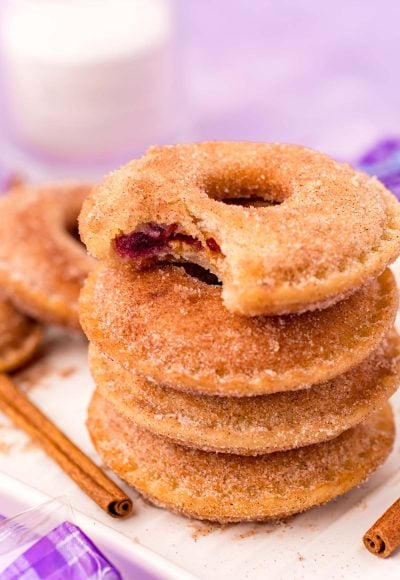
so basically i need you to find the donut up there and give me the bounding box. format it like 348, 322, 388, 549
89, 330, 400, 455
0, 183, 94, 328
79, 142, 400, 316
0, 295, 43, 372
79, 263, 398, 396
88, 392, 395, 522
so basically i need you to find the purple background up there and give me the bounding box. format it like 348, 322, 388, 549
2, 0, 400, 182
179, 1, 400, 158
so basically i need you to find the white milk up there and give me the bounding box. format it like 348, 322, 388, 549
0, 0, 176, 174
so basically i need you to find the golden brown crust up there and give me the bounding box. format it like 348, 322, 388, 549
89, 330, 400, 454
87, 393, 395, 522
0, 183, 94, 328
0, 296, 43, 372
79, 264, 398, 396
80, 142, 400, 316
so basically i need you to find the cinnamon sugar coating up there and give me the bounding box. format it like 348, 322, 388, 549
79, 264, 398, 396
80, 142, 400, 316
89, 330, 400, 455
0, 183, 94, 328
0, 295, 43, 372
88, 393, 395, 522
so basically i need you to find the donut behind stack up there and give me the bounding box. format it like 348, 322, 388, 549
80, 142, 400, 522
0, 182, 94, 329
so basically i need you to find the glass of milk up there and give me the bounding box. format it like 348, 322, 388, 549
0, 0, 179, 179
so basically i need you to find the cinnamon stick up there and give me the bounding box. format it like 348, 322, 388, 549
363, 498, 400, 558
0, 374, 132, 518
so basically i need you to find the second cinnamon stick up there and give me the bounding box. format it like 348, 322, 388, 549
363, 498, 400, 558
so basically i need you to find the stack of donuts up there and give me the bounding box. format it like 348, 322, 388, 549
79, 142, 400, 522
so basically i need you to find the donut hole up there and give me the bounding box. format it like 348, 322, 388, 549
222, 196, 280, 208
203, 172, 288, 206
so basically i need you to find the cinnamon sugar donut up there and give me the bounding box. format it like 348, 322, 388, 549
0, 183, 94, 328
89, 330, 400, 455
79, 264, 398, 396
88, 393, 395, 522
80, 142, 400, 316
0, 295, 42, 372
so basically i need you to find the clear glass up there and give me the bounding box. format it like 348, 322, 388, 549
0, 0, 180, 181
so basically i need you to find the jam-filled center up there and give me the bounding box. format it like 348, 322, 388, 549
115, 222, 221, 263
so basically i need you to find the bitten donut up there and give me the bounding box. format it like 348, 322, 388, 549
89, 331, 400, 455
0, 183, 94, 328
80, 142, 400, 316
0, 295, 42, 372
88, 393, 395, 523
79, 263, 398, 396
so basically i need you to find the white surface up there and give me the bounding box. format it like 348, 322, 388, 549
0, 0, 175, 159
0, 268, 399, 579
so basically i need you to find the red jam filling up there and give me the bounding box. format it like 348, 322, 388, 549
115, 222, 211, 262
115, 223, 178, 259
206, 237, 221, 253
173, 233, 203, 251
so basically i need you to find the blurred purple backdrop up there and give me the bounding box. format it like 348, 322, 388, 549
1, 0, 400, 183
180, 0, 400, 157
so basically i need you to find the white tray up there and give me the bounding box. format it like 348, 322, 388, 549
0, 266, 399, 580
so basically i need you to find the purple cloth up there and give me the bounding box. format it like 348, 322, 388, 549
0, 521, 121, 580
356, 138, 400, 199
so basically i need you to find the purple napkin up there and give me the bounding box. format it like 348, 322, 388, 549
356, 138, 400, 199
0, 521, 121, 580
